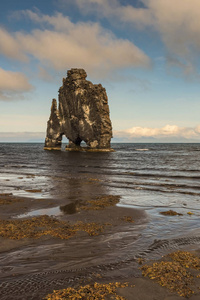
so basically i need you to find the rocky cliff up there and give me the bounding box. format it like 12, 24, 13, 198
44, 68, 113, 151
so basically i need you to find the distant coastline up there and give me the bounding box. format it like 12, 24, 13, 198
0, 132, 200, 143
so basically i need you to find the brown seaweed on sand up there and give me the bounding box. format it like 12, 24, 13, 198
0, 215, 110, 240
43, 282, 129, 300
80, 195, 120, 211
0, 194, 24, 205
141, 250, 200, 297
121, 216, 135, 223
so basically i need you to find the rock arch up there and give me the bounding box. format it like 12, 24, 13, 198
44, 69, 113, 151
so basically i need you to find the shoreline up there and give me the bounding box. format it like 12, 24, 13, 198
0, 191, 200, 299
0, 192, 147, 299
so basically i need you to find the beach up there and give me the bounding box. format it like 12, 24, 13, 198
0, 143, 200, 299
0, 191, 200, 300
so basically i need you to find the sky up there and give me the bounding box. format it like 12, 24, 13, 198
1, 0, 200, 142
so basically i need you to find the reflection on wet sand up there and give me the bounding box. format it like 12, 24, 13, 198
60, 201, 81, 214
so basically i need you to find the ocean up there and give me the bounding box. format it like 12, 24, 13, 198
1, 142, 200, 259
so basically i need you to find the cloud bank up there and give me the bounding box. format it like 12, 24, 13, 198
0, 68, 33, 101
2, 0, 200, 102
1, 124, 200, 142
114, 124, 200, 142
71, 0, 200, 76
0, 11, 150, 80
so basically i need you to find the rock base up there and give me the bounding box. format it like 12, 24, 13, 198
65, 147, 115, 152
44, 147, 61, 151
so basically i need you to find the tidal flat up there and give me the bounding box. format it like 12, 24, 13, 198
1, 143, 200, 299
0, 184, 200, 300
0, 190, 147, 299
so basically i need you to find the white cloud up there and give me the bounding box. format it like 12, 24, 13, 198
114, 124, 200, 141
0, 68, 33, 101
0, 28, 28, 61
0, 11, 151, 79
72, 0, 153, 26
145, 0, 200, 75
71, 0, 200, 76
18, 10, 74, 31
38, 66, 54, 81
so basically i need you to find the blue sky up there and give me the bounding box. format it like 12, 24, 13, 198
1, 0, 200, 142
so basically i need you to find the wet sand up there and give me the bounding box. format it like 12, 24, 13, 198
0, 190, 200, 299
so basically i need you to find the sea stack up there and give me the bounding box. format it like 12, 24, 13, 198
44, 68, 113, 151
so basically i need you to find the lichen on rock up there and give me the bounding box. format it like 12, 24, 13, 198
44, 68, 113, 151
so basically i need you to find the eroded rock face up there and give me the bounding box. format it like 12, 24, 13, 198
44, 69, 113, 151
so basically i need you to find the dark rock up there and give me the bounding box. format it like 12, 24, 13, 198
44, 68, 113, 151
44, 99, 62, 150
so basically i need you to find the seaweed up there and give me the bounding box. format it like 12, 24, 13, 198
80, 195, 120, 211
160, 210, 183, 216
43, 282, 129, 300
121, 216, 134, 223
168, 250, 200, 270
0, 195, 24, 205
141, 250, 200, 297
187, 212, 194, 215
0, 215, 109, 240
141, 261, 193, 297
25, 189, 42, 193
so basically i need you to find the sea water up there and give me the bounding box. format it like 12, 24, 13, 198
1, 142, 200, 258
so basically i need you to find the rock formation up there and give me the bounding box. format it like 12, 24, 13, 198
44, 68, 113, 151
